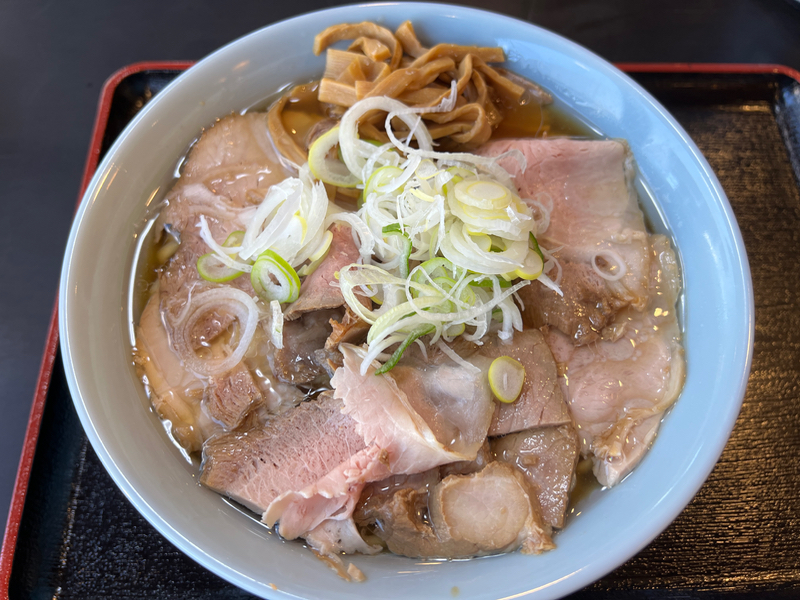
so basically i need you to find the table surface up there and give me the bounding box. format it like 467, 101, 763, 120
2, 0, 800, 587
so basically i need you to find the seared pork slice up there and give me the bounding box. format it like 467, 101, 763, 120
271, 309, 341, 386
239, 326, 306, 415
156, 232, 214, 301
388, 359, 494, 458
480, 138, 651, 313
154, 184, 251, 301
200, 391, 366, 513
517, 261, 619, 345
335, 344, 495, 466
305, 517, 382, 557
264, 343, 496, 541
359, 487, 441, 558
479, 329, 571, 436
181, 112, 287, 207
264, 445, 391, 539
136, 289, 295, 452
135, 113, 301, 452
543, 235, 685, 486
394, 331, 569, 436
492, 424, 580, 528
151, 111, 288, 298
157, 182, 246, 241
356, 441, 492, 528
205, 363, 263, 429
356, 469, 442, 524
154, 189, 258, 302
151, 111, 289, 347
285, 224, 366, 321
357, 462, 554, 559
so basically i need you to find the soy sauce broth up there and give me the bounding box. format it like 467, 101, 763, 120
275, 80, 596, 152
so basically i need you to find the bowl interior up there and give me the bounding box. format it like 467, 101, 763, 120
59, 4, 753, 600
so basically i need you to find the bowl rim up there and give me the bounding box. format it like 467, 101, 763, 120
59, 3, 755, 599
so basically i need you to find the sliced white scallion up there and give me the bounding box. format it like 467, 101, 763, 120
338, 258, 530, 374
592, 248, 628, 282
362, 165, 404, 204
168, 287, 259, 377
193, 92, 562, 376
196, 230, 248, 283
308, 126, 360, 188
454, 179, 514, 211
488, 356, 526, 403
251, 250, 301, 304
513, 251, 544, 281
197, 216, 253, 273
297, 229, 334, 277
381, 223, 411, 279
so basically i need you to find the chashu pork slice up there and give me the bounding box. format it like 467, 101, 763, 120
135, 286, 304, 453
543, 235, 685, 487
135, 291, 217, 453
263, 343, 496, 540
180, 111, 287, 207
263, 444, 391, 540
334, 344, 495, 471
135, 113, 294, 452
271, 309, 341, 387
386, 330, 570, 438
478, 329, 572, 436
154, 111, 289, 300
479, 138, 650, 344
492, 424, 580, 529
284, 223, 368, 321
355, 441, 493, 527
356, 462, 554, 559
205, 362, 263, 430
200, 391, 366, 513
430, 462, 555, 556
519, 261, 620, 345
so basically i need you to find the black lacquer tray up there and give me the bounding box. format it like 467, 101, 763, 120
3, 64, 800, 599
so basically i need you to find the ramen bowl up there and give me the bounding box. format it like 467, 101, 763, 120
59, 4, 753, 599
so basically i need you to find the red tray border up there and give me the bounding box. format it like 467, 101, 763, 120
0, 60, 193, 598
1, 60, 798, 597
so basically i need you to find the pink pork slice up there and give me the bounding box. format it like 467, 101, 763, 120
200, 391, 366, 513
263, 343, 497, 540
479, 138, 651, 315
541, 235, 685, 487
480, 329, 571, 436
284, 223, 365, 321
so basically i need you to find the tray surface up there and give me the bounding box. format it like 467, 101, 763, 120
6, 66, 800, 599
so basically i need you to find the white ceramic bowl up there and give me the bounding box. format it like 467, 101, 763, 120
59, 4, 754, 599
